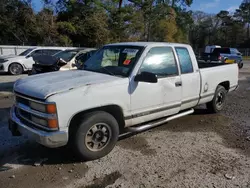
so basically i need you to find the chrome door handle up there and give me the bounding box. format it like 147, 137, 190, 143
175, 81, 182, 87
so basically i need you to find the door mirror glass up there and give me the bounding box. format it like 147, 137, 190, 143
134, 71, 158, 83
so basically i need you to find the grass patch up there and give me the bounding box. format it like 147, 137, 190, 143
243, 56, 250, 60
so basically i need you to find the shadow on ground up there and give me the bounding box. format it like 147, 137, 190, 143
0, 81, 15, 92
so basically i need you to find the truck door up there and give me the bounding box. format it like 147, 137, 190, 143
130, 46, 182, 125
174, 47, 200, 110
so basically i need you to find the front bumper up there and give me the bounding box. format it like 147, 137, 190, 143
0, 63, 8, 72
234, 84, 239, 91
9, 106, 68, 148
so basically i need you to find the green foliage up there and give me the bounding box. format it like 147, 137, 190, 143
58, 35, 73, 46
0, 0, 194, 46
189, 5, 248, 50
57, 22, 76, 35
1, 0, 249, 49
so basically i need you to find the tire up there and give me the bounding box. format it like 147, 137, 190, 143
9, 63, 23, 75
70, 111, 119, 161
238, 61, 243, 69
206, 85, 227, 113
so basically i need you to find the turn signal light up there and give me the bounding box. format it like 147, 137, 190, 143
46, 104, 57, 114
48, 119, 58, 129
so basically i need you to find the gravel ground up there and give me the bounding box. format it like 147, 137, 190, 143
0, 63, 250, 188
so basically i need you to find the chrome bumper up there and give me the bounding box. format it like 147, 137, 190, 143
9, 106, 68, 148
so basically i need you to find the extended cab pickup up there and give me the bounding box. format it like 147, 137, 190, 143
9, 42, 238, 160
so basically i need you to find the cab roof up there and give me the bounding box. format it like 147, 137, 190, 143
106, 42, 190, 48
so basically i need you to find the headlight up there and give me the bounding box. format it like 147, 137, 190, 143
29, 101, 57, 114
31, 116, 48, 126
30, 101, 46, 112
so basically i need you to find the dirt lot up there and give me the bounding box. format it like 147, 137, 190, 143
0, 63, 250, 188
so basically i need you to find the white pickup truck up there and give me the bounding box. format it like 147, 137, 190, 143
9, 42, 238, 160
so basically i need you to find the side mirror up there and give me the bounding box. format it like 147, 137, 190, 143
72, 63, 76, 67
26, 55, 31, 58
134, 71, 158, 83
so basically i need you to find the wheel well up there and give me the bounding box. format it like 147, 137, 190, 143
69, 105, 125, 135
8, 62, 24, 71
218, 81, 230, 91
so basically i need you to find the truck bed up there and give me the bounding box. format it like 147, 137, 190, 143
197, 62, 238, 105
198, 61, 228, 69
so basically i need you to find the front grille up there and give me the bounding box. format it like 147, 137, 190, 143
15, 93, 44, 128
14, 93, 57, 131
18, 108, 31, 121
15, 108, 45, 131
16, 96, 30, 106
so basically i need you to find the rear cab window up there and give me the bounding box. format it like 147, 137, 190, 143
218, 48, 230, 54
175, 47, 193, 74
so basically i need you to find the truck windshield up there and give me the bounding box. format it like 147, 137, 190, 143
82, 45, 143, 77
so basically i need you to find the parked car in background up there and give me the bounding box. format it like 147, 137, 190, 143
29, 48, 96, 75
0, 47, 68, 75
9, 42, 238, 160
204, 45, 221, 53
198, 47, 243, 69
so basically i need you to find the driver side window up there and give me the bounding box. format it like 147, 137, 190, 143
29, 50, 43, 57
140, 47, 178, 77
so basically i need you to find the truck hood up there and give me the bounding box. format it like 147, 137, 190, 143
14, 70, 122, 99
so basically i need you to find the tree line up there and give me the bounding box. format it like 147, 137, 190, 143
0, 0, 250, 50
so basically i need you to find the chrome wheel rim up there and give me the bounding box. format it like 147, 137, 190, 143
215, 91, 225, 109
10, 64, 22, 74
85, 123, 111, 152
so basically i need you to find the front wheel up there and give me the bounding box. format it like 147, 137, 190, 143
206, 85, 227, 113
70, 111, 119, 161
238, 61, 243, 69
9, 63, 23, 75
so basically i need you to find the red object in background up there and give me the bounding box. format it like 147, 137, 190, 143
123, 59, 131, 65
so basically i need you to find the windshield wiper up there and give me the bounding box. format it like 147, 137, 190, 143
100, 67, 115, 76
83, 66, 124, 77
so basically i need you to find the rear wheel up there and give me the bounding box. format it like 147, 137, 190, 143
9, 63, 23, 75
206, 85, 227, 113
238, 61, 243, 69
70, 111, 119, 160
